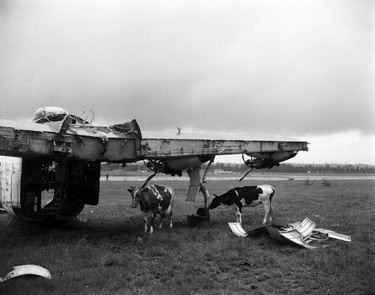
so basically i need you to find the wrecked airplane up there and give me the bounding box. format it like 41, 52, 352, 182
0, 107, 308, 223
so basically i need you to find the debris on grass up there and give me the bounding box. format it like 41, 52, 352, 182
0, 264, 51, 283
228, 222, 248, 237
228, 217, 351, 249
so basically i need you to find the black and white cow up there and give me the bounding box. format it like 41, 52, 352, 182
128, 185, 175, 233
209, 185, 275, 224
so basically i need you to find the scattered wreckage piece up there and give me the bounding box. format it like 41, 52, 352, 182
228, 222, 248, 237
314, 228, 351, 242
0, 264, 51, 283
228, 217, 351, 249
266, 221, 322, 249
271, 217, 321, 249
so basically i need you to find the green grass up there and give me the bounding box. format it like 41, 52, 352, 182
0, 177, 374, 294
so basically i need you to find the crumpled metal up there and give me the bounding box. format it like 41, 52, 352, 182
0, 265, 51, 283
228, 217, 351, 249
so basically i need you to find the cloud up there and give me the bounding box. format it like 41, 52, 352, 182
0, 0, 373, 163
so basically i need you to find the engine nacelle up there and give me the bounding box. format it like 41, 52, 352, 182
245, 151, 298, 169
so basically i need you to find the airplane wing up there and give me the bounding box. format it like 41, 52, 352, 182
0, 118, 307, 162
0, 108, 308, 222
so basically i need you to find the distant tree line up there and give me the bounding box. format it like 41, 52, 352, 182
211, 162, 375, 174
102, 162, 375, 174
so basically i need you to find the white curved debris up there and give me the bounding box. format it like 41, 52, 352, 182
228, 222, 248, 237
228, 217, 351, 250
314, 228, 352, 242
0, 264, 51, 283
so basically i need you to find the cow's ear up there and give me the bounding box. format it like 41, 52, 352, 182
127, 188, 132, 193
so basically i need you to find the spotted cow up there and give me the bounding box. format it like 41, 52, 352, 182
128, 185, 175, 233
209, 185, 275, 224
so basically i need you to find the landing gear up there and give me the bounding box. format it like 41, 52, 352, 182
142, 156, 215, 222
0, 157, 100, 222
186, 165, 211, 223
239, 154, 254, 182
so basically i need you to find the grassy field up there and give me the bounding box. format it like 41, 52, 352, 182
0, 176, 374, 294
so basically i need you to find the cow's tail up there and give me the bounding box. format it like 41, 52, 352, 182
267, 186, 276, 222
270, 186, 276, 203
169, 189, 175, 228
167, 187, 175, 215
170, 189, 175, 208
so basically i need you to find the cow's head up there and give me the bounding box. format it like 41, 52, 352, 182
209, 194, 221, 210
127, 186, 141, 208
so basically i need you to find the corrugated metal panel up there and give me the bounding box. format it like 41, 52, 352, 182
0, 156, 22, 209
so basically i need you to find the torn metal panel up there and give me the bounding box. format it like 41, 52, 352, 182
228, 222, 248, 237
276, 217, 318, 248
0, 119, 140, 162
272, 217, 346, 249
291, 217, 317, 239
267, 226, 322, 249
0, 264, 51, 283
228, 217, 351, 250
315, 228, 352, 242
268, 224, 320, 250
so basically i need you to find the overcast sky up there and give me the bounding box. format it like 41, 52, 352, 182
0, 0, 374, 164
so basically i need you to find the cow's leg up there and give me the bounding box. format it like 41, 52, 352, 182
235, 201, 243, 223
231, 204, 242, 223
149, 213, 157, 233
262, 199, 271, 225
169, 211, 173, 228
142, 213, 148, 233
268, 203, 273, 223
163, 211, 172, 229
158, 213, 164, 229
